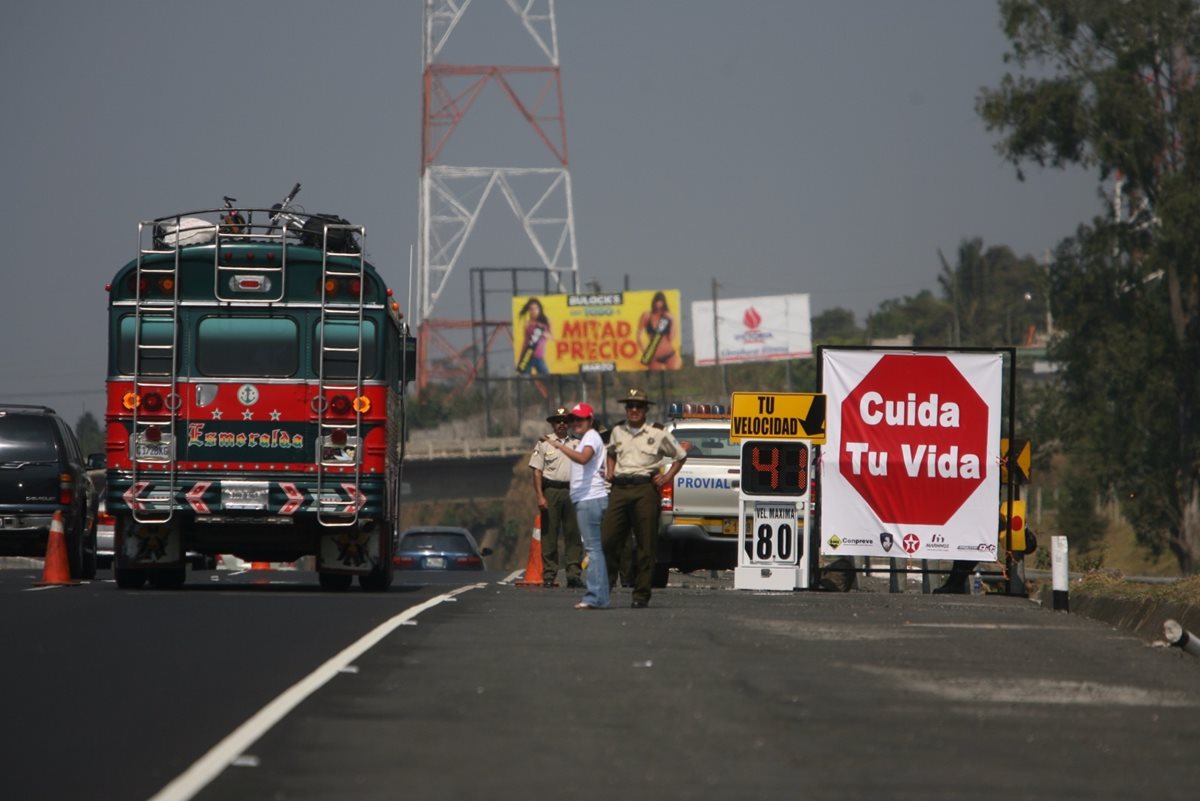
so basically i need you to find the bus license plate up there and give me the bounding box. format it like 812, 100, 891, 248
135, 441, 172, 461
424, 556, 446, 569
222, 481, 269, 510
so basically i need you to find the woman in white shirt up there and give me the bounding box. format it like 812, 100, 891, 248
541, 402, 609, 609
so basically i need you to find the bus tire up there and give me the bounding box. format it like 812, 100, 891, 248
359, 561, 393, 592
318, 571, 353, 592
148, 567, 186, 589
115, 567, 146, 590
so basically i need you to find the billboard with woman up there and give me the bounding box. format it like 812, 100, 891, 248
512, 290, 682, 374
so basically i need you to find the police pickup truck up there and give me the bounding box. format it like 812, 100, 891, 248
654, 406, 740, 585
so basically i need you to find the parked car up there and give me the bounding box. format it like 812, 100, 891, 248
393, 526, 490, 570
0, 405, 98, 579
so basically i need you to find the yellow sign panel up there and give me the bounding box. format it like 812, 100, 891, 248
1000, 437, 1032, 484
1000, 499, 1027, 552
729, 392, 826, 443
512, 290, 682, 375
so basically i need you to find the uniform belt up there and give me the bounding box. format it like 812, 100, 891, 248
612, 474, 653, 486
542, 479, 570, 489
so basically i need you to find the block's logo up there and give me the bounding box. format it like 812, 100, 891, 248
879, 532, 894, 552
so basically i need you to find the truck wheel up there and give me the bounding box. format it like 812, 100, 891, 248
114, 567, 146, 589
652, 563, 670, 588
359, 561, 393, 592
318, 571, 353, 592
148, 567, 186, 589
80, 524, 98, 581
66, 520, 85, 580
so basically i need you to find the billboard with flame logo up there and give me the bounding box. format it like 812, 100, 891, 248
690, 293, 812, 365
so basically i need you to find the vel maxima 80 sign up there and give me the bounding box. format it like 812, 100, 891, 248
736, 438, 814, 590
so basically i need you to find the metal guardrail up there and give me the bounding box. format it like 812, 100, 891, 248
406, 436, 528, 461
1024, 568, 1182, 585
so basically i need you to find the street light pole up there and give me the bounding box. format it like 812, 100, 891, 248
712, 277, 727, 397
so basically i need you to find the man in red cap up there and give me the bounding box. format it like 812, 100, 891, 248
602, 388, 687, 608
542, 402, 610, 608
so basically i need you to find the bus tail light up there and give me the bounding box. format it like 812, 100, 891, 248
330, 428, 348, 446
659, 480, 674, 511
229, 274, 272, 293
329, 395, 352, 416
59, 473, 73, 505
144, 425, 163, 443
142, 392, 164, 413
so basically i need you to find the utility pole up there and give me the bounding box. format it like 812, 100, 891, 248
712, 278, 727, 397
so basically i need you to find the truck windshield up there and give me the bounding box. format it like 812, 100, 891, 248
674, 427, 738, 458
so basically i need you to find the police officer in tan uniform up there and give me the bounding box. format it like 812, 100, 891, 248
529, 407, 583, 587
601, 388, 687, 607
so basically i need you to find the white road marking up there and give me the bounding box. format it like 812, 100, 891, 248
147, 582, 486, 801
501, 569, 524, 584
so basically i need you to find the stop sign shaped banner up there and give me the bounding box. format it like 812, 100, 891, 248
820, 351, 1002, 560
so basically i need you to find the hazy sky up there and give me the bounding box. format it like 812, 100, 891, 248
1, 1, 1102, 420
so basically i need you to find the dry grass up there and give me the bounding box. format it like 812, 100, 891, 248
1034, 505, 1198, 605
1072, 572, 1200, 606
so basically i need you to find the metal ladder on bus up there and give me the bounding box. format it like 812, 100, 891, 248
213, 215, 287, 303
314, 221, 368, 526
129, 219, 186, 524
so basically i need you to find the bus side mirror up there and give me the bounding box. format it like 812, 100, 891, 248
401, 335, 417, 384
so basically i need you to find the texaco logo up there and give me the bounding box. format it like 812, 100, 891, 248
901, 533, 921, 554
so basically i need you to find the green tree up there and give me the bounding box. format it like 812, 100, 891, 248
74, 411, 104, 456
811, 307, 863, 343
868, 289, 954, 346
937, 238, 1048, 347
979, 0, 1200, 572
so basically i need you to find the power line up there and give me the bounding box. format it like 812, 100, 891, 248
0, 388, 105, 399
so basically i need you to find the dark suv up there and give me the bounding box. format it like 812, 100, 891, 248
0, 405, 98, 579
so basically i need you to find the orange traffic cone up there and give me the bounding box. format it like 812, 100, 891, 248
516, 514, 547, 587
35, 511, 79, 586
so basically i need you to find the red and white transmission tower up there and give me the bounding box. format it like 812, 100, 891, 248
418, 0, 580, 388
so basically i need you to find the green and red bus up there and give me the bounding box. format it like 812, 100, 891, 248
103, 192, 414, 590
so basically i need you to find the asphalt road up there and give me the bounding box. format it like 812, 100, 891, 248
2, 566, 1198, 801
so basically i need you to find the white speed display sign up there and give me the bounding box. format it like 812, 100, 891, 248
736, 438, 812, 590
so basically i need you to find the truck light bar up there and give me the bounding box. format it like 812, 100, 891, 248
668, 401, 728, 419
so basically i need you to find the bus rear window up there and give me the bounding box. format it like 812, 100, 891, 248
314, 320, 378, 379
117, 316, 175, 375
197, 317, 298, 377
